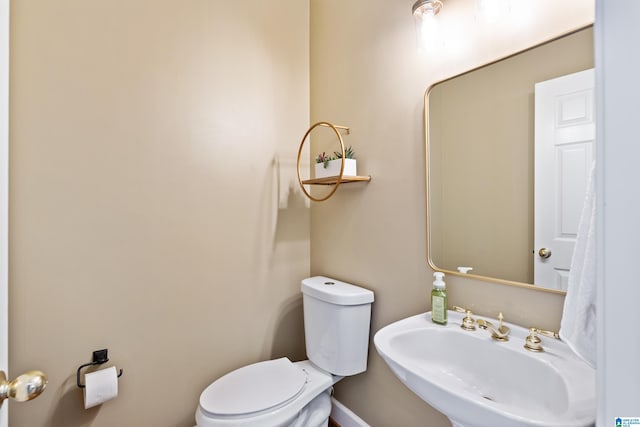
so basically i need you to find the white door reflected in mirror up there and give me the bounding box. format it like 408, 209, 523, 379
534, 69, 595, 290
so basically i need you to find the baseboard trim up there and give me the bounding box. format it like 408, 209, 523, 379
329, 397, 370, 427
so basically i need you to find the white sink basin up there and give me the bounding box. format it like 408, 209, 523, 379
374, 311, 595, 427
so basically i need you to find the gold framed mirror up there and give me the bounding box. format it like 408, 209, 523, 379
426, 25, 594, 293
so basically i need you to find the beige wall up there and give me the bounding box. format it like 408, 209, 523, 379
7, 0, 597, 426
310, 0, 593, 426
429, 28, 594, 284
9, 1, 310, 426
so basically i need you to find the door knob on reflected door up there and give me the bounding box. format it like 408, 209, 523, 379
0, 370, 48, 407
538, 248, 552, 259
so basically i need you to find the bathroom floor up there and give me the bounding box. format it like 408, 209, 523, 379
329, 418, 341, 427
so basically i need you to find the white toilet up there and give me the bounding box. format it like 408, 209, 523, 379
195, 276, 374, 427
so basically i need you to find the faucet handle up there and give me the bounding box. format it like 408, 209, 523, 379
524, 327, 560, 352
537, 328, 560, 339
453, 306, 476, 331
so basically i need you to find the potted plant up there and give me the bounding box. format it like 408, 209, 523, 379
314, 146, 357, 179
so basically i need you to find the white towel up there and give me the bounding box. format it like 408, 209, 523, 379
559, 161, 597, 368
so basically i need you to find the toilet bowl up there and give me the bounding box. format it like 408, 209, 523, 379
195, 276, 374, 427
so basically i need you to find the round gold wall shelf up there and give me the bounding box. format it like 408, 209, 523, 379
296, 121, 371, 202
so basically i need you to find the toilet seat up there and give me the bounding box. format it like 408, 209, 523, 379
199, 358, 307, 417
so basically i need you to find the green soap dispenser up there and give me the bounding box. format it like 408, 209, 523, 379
431, 272, 447, 325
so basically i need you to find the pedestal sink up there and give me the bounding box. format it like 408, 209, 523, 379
374, 310, 595, 427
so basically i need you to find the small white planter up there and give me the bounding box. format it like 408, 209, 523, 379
314, 159, 357, 179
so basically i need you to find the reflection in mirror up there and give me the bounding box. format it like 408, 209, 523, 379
427, 26, 594, 293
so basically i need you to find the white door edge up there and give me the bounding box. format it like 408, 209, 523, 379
0, 0, 9, 425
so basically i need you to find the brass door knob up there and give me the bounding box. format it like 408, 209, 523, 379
0, 370, 47, 406
538, 248, 552, 259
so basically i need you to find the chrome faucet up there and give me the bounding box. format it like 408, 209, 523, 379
476, 312, 510, 341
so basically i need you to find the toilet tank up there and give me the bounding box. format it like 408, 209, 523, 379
301, 276, 374, 376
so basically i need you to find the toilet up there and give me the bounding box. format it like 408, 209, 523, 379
195, 276, 375, 427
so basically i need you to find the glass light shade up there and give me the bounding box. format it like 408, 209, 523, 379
413, 0, 443, 50
412, 0, 443, 17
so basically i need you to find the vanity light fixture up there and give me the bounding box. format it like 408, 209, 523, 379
412, 0, 443, 17
412, 0, 443, 49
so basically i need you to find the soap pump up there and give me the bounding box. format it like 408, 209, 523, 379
431, 271, 447, 325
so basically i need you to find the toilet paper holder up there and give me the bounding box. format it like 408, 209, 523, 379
76, 349, 123, 389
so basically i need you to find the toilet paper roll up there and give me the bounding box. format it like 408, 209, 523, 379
83, 366, 118, 409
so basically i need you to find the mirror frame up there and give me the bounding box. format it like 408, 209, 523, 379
424, 24, 593, 295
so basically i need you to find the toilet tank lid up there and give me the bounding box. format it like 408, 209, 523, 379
301, 276, 374, 305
